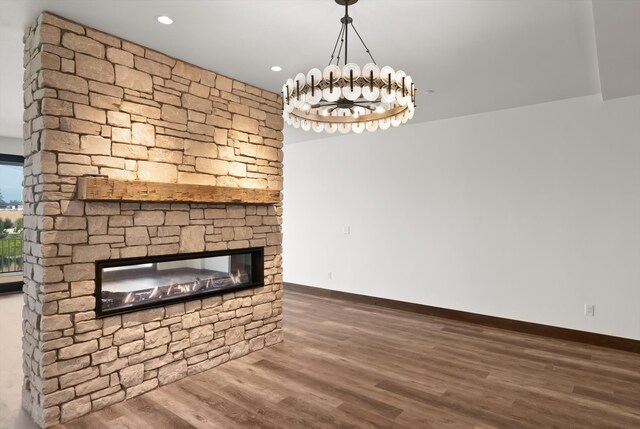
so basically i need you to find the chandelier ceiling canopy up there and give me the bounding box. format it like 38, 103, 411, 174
282, 0, 416, 134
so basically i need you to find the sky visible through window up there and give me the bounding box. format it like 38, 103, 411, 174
0, 164, 22, 203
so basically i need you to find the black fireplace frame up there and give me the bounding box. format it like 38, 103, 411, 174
95, 247, 264, 317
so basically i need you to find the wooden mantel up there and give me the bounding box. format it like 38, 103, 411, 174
77, 177, 281, 204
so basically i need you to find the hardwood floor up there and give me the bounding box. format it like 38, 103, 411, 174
56, 290, 640, 429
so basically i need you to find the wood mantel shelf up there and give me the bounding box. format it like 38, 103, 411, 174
77, 177, 281, 204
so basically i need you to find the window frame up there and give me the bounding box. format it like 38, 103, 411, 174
0, 153, 24, 294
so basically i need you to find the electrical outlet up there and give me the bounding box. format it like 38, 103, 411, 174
328, 272, 332, 280
584, 304, 595, 317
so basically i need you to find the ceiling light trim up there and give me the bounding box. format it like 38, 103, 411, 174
156, 15, 174, 25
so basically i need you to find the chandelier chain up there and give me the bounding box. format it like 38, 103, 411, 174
344, 2, 349, 64
329, 2, 377, 66
328, 22, 346, 66
350, 22, 376, 65
335, 23, 346, 66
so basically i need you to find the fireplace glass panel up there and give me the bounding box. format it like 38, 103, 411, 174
97, 248, 263, 316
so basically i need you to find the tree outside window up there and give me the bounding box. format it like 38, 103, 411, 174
0, 155, 24, 293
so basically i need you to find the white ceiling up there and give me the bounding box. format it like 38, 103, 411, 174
0, 0, 638, 143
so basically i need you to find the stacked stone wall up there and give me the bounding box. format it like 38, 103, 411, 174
22, 12, 284, 427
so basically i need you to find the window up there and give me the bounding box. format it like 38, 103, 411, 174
0, 154, 24, 293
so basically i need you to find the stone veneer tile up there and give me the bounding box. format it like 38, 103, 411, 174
22, 11, 283, 429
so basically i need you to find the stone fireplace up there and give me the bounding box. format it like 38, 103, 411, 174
21, 12, 283, 427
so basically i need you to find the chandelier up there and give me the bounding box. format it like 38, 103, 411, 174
282, 0, 416, 134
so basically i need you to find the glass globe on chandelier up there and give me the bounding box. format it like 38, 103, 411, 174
282, 0, 416, 134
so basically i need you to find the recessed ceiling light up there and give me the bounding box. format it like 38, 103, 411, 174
157, 16, 173, 25
270, 66, 282, 72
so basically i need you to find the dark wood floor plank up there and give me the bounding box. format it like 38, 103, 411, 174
336, 401, 413, 429
226, 358, 345, 408
254, 358, 405, 419
59, 414, 112, 429
148, 384, 239, 429
54, 289, 640, 429
198, 377, 324, 429
121, 395, 197, 429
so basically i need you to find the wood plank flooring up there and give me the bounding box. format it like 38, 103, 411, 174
55, 290, 640, 429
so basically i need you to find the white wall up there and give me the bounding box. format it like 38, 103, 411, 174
0, 136, 22, 156
157, 256, 230, 273
204, 256, 230, 273
157, 259, 203, 271
283, 94, 640, 340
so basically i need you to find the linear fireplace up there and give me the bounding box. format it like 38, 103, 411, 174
95, 247, 264, 317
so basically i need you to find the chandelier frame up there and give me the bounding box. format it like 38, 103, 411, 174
282, 0, 416, 134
